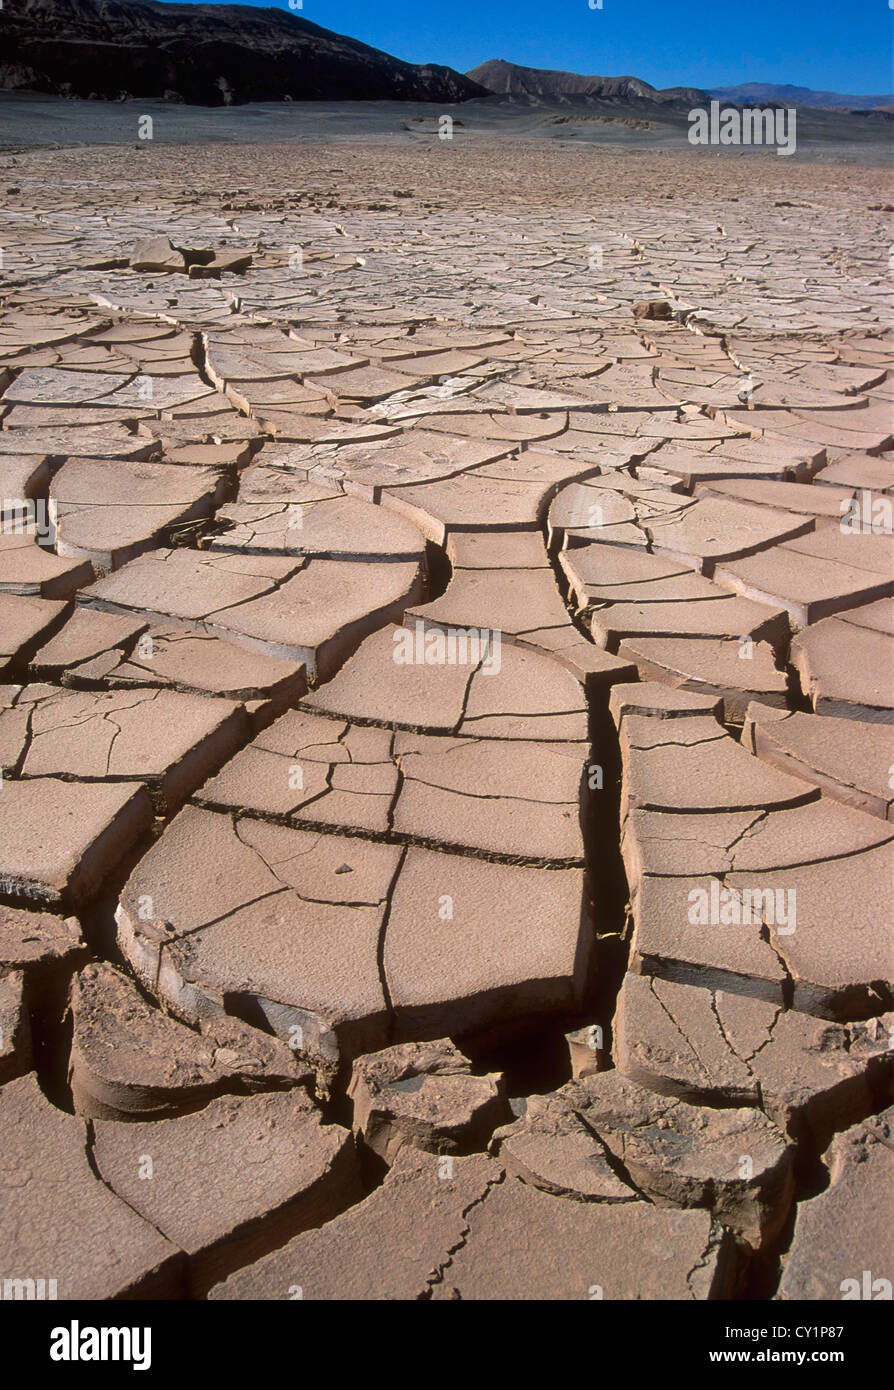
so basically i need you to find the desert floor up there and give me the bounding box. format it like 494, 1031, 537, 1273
0, 126, 891, 1301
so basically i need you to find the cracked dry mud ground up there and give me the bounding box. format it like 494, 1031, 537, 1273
0, 138, 891, 1301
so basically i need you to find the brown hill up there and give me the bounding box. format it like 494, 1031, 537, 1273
467, 58, 706, 106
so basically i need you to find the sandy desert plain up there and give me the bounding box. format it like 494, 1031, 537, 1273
0, 98, 892, 1303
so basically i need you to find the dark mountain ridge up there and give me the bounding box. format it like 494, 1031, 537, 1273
0, 0, 487, 105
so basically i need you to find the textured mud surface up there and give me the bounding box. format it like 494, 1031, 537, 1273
0, 137, 891, 1300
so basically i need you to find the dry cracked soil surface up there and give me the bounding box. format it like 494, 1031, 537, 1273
0, 132, 891, 1301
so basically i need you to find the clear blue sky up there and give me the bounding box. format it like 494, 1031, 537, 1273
197, 0, 893, 93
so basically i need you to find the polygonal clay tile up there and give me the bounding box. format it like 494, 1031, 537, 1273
209, 494, 425, 561
69, 961, 309, 1119
714, 545, 894, 629
778, 1110, 894, 1300
0, 776, 152, 909
614, 971, 759, 1104
304, 364, 419, 401
2, 367, 133, 406
694, 476, 857, 522
207, 556, 425, 681
383, 473, 550, 545
195, 709, 397, 837
204, 340, 342, 385
0, 593, 68, 675
82, 546, 303, 625
566, 1069, 793, 1247
785, 524, 894, 578
548, 481, 640, 550
430, 1176, 735, 1300
621, 798, 893, 885
616, 636, 789, 720
478, 451, 604, 492
617, 713, 816, 816
629, 872, 789, 1003
609, 680, 723, 723
188, 250, 252, 279
459, 641, 588, 741
517, 623, 637, 693
791, 401, 894, 444
591, 593, 789, 651
5, 685, 246, 814
233, 468, 342, 506
0, 1073, 183, 1298
474, 382, 594, 413
229, 391, 333, 425
815, 453, 894, 491
209, 1148, 500, 1300
447, 530, 551, 569
101, 374, 213, 414
93, 1090, 360, 1296
645, 437, 820, 487
235, 345, 365, 380
383, 846, 591, 1040
82, 625, 305, 717
314, 430, 512, 497
0, 425, 157, 460
744, 703, 894, 819
130, 236, 187, 273
0, 533, 93, 600
728, 841, 894, 1019
392, 732, 586, 862
117, 807, 400, 1062
29, 605, 145, 679
257, 410, 399, 442
303, 624, 588, 741
646, 497, 814, 576
406, 565, 572, 639
0, 904, 85, 994
792, 617, 894, 722
724, 407, 891, 453
409, 413, 560, 454
614, 972, 893, 1143
166, 439, 256, 468
490, 1091, 636, 1202
348, 1038, 508, 1163
50, 457, 226, 570
2, 402, 151, 431
2, 398, 155, 428
845, 598, 894, 635
0, 454, 50, 507
560, 543, 715, 608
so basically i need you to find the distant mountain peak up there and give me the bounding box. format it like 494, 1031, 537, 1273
709, 82, 894, 111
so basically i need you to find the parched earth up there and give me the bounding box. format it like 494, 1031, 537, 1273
0, 137, 892, 1300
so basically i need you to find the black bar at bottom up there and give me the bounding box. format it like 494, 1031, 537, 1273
2, 1296, 886, 1376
